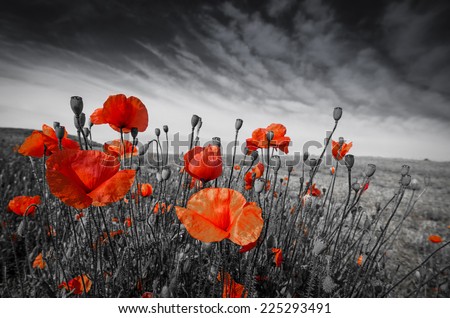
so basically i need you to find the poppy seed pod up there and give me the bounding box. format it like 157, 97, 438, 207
401, 174, 411, 186
53, 121, 60, 130
333, 107, 342, 122
235, 118, 243, 131
70, 96, 84, 116
131, 127, 138, 139
251, 151, 259, 161
254, 178, 266, 193
352, 182, 361, 192
266, 130, 274, 142
55, 126, 65, 140
271, 155, 281, 172
162, 167, 171, 180
344, 154, 354, 169
74, 113, 86, 129
410, 178, 420, 191
83, 127, 90, 138
155, 128, 161, 137
163, 125, 169, 133
303, 151, 309, 162
212, 137, 221, 146
365, 164, 376, 177
197, 118, 203, 130
191, 114, 200, 128
401, 165, 410, 176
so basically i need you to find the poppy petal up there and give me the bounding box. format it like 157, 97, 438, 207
90, 108, 107, 125
266, 123, 287, 139
88, 169, 136, 206
229, 202, 263, 246
17, 131, 45, 157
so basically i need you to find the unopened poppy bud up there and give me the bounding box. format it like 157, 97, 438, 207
156, 172, 162, 182
235, 118, 243, 131
83, 127, 90, 138
55, 126, 65, 140
212, 137, 221, 147
271, 155, 281, 172
251, 151, 259, 161
401, 165, 410, 176
365, 164, 376, 177
254, 178, 266, 193
344, 154, 354, 169
266, 234, 277, 249
155, 128, 161, 137
266, 130, 274, 142
53, 121, 60, 130
339, 137, 344, 146
191, 114, 200, 128
401, 174, 411, 186
333, 107, 342, 122
303, 151, 309, 162
163, 125, 169, 133
352, 182, 361, 192
162, 168, 171, 180
410, 178, 420, 191
70, 96, 84, 116
131, 127, 138, 139
74, 113, 86, 129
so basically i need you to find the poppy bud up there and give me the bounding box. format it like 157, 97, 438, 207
339, 137, 344, 146
131, 127, 138, 139
70, 96, 84, 116
162, 167, 171, 180
155, 128, 160, 137
163, 125, 169, 133
333, 107, 342, 122
401, 165, 410, 176
197, 118, 203, 130
352, 182, 361, 192
401, 174, 411, 186
344, 154, 354, 169
288, 165, 293, 173
83, 127, 90, 138
74, 113, 86, 129
53, 121, 60, 130
212, 137, 221, 147
191, 115, 200, 128
303, 151, 309, 162
55, 126, 65, 140
235, 118, 243, 131
161, 285, 170, 298
251, 151, 259, 161
254, 178, 266, 193
271, 155, 281, 172
266, 130, 274, 142
266, 235, 277, 249
156, 172, 162, 182
365, 164, 376, 177
410, 178, 420, 191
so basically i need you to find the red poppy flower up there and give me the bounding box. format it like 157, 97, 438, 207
234, 164, 241, 171
176, 188, 263, 246
142, 292, 154, 298
331, 140, 353, 161
307, 183, 322, 197
103, 139, 138, 158
139, 183, 153, 197
246, 123, 291, 154
244, 162, 264, 190
90, 94, 148, 133
8, 196, 41, 216
184, 144, 222, 182
272, 248, 283, 267
239, 240, 258, 253
59, 274, 92, 295
218, 272, 247, 298
32, 253, 46, 269
124, 217, 132, 228
17, 124, 79, 158
330, 167, 335, 175
46, 149, 136, 209
428, 235, 443, 243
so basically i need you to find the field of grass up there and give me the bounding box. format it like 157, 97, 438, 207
0, 125, 449, 298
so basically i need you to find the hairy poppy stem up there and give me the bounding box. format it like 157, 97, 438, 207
227, 130, 239, 188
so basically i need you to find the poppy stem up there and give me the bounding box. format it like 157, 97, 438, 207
227, 130, 239, 188
98, 207, 118, 268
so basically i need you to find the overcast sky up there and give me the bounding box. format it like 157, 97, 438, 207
0, 0, 449, 160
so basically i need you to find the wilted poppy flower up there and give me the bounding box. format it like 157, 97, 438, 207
218, 272, 247, 298
46, 149, 136, 209
32, 252, 46, 269
246, 123, 291, 154
17, 124, 79, 158
272, 248, 283, 267
103, 139, 138, 158
90, 94, 148, 133
244, 162, 264, 190
428, 235, 443, 243
176, 188, 263, 246
239, 240, 258, 253
307, 183, 322, 197
184, 144, 222, 182
139, 183, 153, 197
8, 196, 41, 216
59, 274, 92, 295
332, 140, 353, 161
